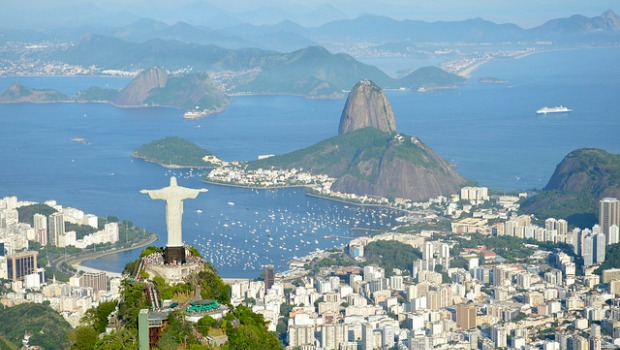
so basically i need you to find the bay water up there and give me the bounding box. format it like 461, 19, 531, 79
1, 47, 619, 277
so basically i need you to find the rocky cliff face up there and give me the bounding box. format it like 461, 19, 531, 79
250, 80, 465, 201
330, 133, 466, 201
114, 67, 168, 107
338, 80, 396, 134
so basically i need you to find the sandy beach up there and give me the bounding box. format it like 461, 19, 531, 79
457, 59, 492, 78
69, 233, 158, 278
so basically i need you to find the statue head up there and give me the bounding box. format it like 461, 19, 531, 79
170, 176, 178, 186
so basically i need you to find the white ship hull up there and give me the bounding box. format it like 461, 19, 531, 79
536, 106, 572, 114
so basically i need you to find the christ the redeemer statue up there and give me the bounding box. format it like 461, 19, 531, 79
141, 176, 207, 264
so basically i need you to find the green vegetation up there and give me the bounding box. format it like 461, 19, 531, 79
595, 243, 620, 275
223, 305, 282, 350
81, 300, 118, 333
74, 86, 118, 102
363, 240, 422, 276
117, 279, 149, 329
140, 245, 164, 257
520, 189, 597, 228
134, 136, 216, 168
456, 234, 535, 263
145, 73, 230, 110
248, 127, 443, 180
198, 262, 231, 304
156, 311, 203, 349
195, 315, 219, 336
400, 66, 466, 89
152, 275, 192, 300
521, 148, 620, 228
93, 328, 137, 350
66, 222, 98, 240
17, 203, 57, 225
248, 127, 393, 177
0, 303, 72, 350
306, 252, 355, 273
67, 326, 100, 350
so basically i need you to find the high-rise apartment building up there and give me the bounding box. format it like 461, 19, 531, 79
33, 213, 48, 246
47, 212, 64, 247
80, 272, 108, 292
264, 264, 274, 292
456, 303, 477, 330
600, 197, 620, 236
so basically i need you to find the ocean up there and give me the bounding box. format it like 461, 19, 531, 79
1, 47, 619, 277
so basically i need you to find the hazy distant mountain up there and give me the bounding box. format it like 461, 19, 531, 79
308, 14, 526, 43
234, 46, 395, 97
54, 36, 464, 97
54, 34, 274, 70
0, 82, 68, 103
225, 20, 315, 51
530, 10, 620, 41
4, 9, 620, 52
295, 4, 348, 27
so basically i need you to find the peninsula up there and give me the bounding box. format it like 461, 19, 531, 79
136, 80, 466, 207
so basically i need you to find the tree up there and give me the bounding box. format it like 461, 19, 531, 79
67, 326, 98, 350
81, 300, 117, 333
196, 315, 218, 336
94, 328, 137, 350
223, 306, 282, 350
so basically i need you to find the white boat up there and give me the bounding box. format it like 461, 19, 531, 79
536, 106, 572, 114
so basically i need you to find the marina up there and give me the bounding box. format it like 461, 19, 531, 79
175, 168, 402, 276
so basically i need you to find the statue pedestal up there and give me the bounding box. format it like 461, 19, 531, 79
164, 246, 186, 265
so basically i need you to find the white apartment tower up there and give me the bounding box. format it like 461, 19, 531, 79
600, 197, 620, 236
33, 213, 47, 245
47, 212, 64, 247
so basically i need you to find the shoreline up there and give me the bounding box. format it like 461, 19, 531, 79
457, 59, 491, 78
69, 233, 159, 278
203, 178, 412, 214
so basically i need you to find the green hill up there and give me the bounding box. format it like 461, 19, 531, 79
400, 66, 466, 90
0, 303, 72, 350
133, 136, 218, 168
145, 73, 230, 111
521, 148, 620, 227
249, 127, 465, 201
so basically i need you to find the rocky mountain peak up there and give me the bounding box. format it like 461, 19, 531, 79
338, 80, 396, 135
114, 67, 168, 107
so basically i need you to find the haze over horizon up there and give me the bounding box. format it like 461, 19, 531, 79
2, 0, 619, 29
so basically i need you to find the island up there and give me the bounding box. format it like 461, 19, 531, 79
133, 136, 224, 168
0, 68, 230, 119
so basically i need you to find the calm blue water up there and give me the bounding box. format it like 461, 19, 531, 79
1, 47, 619, 277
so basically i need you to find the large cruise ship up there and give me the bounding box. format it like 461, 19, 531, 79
536, 106, 572, 114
